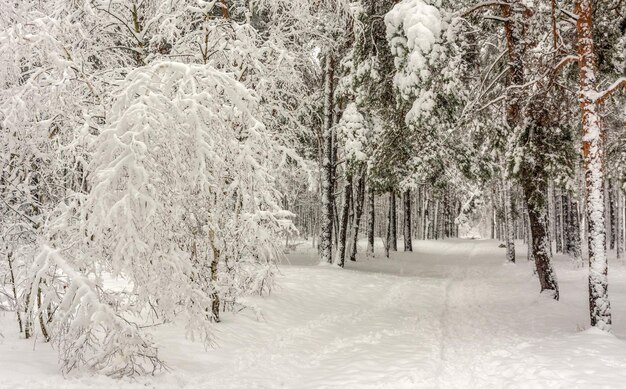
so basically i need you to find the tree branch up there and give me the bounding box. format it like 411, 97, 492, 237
594, 77, 626, 104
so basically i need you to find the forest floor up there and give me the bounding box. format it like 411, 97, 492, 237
3, 239, 626, 388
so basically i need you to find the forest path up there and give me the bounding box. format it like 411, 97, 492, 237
4, 239, 626, 388
175, 238, 626, 388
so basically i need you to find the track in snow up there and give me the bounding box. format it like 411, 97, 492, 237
3, 239, 626, 388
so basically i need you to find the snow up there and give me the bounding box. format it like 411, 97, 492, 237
385, 0, 443, 107
4, 239, 626, 387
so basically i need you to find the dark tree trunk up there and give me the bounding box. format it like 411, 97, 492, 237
562, 191, 571, 254
385, 203, 391, 258
366, 186, 375, 257
319, 54, 335, 264
403, 190, 413, 252
336, 175, 352, 267
570, 197, 583, 266
555, 188, 563, 253
349, 173, 366, 262
523, 185, 559, 299
503, 180, 516, 263
6, 252, 23, 333
389, 192, 397, 251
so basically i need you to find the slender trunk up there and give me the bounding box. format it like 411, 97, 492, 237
336, 175, 352, 267
504, 180, 516, 263
6, 252, 23, 333
332, 121, 339, 247
37, 285, 50, 342
422, 196, 429, 240
403, 190, 413, 251
366, 186, 375, 257
433, 200, 439, 240
575, 0, 611, 330
24, 288, 32, 339
349, 173, 366, 262
605, 178, 613, 251
385, 203, 391, 258
563, 190, 571, 254
617, 189, 624, 260
570, 198, 584, 267
319, 54, 336, 264
555, 187, 563, 253
616, 188, 626, 259
209, 230, 221, 322
522, 197, 533, 261
390, 192, 397, 251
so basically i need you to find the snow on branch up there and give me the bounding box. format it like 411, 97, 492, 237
30, 246, 164, 377
593, 77, 626, 104
461, 1, 509, 17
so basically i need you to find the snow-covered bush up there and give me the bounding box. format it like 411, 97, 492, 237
1, 0, 303, 377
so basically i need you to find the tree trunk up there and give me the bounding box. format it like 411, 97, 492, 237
319, 53, 336, 264
527, 200, 559, 299
605, 178, 613, 251
37, 285, 50, 342
366, 186, 375, 257
575, 0, 611, 330
385, 203, 391, 258
422, 196, 429, 240
521, 173, 559, 298
562, 190, 571, 254
403, 190, 413, 251
349, 173, 366, 262
336, 175, 352, 267
503, 180, 516, 263
389, 192, 397, 250
617, 189, 624, 260
209, 230, 221, 322
570, 198, 583, 267
6, 252, 23, 333
615, 188, 626, 259
555, 187, 563, 253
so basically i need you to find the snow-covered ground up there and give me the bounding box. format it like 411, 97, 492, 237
3, 239, 626, 388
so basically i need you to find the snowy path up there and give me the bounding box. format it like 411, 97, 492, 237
3, 239, 626, 388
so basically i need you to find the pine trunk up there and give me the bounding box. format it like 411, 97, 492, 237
319, 54, 335, 264
575, 0, 611, 330
570, 198, 584, 267
555, 187, 563, 253
366, 186, 375, 257
349, 173, 366, 262
403, 190, 413, 251
336, 175, 352, 267
504, 180, 516, 263
617, 189, 624, 260
389, 192, 397, 250
521, 174, 559, 298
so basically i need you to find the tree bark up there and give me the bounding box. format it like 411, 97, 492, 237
349, 173, 366, 262
503, 180, 516, 263
319, 53, 336, 264
527, 200, 559, 299
563, 190, 571, 254
6, 252, 23, 333
389, 192, 397, 250
617, 189, 624, 260
570, 197, 583, 267
575, 0, 611, 330
403, 190, 413, 251
366, 186, 375, 257
555, 187, 563, 253
336, 175, 352, 267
